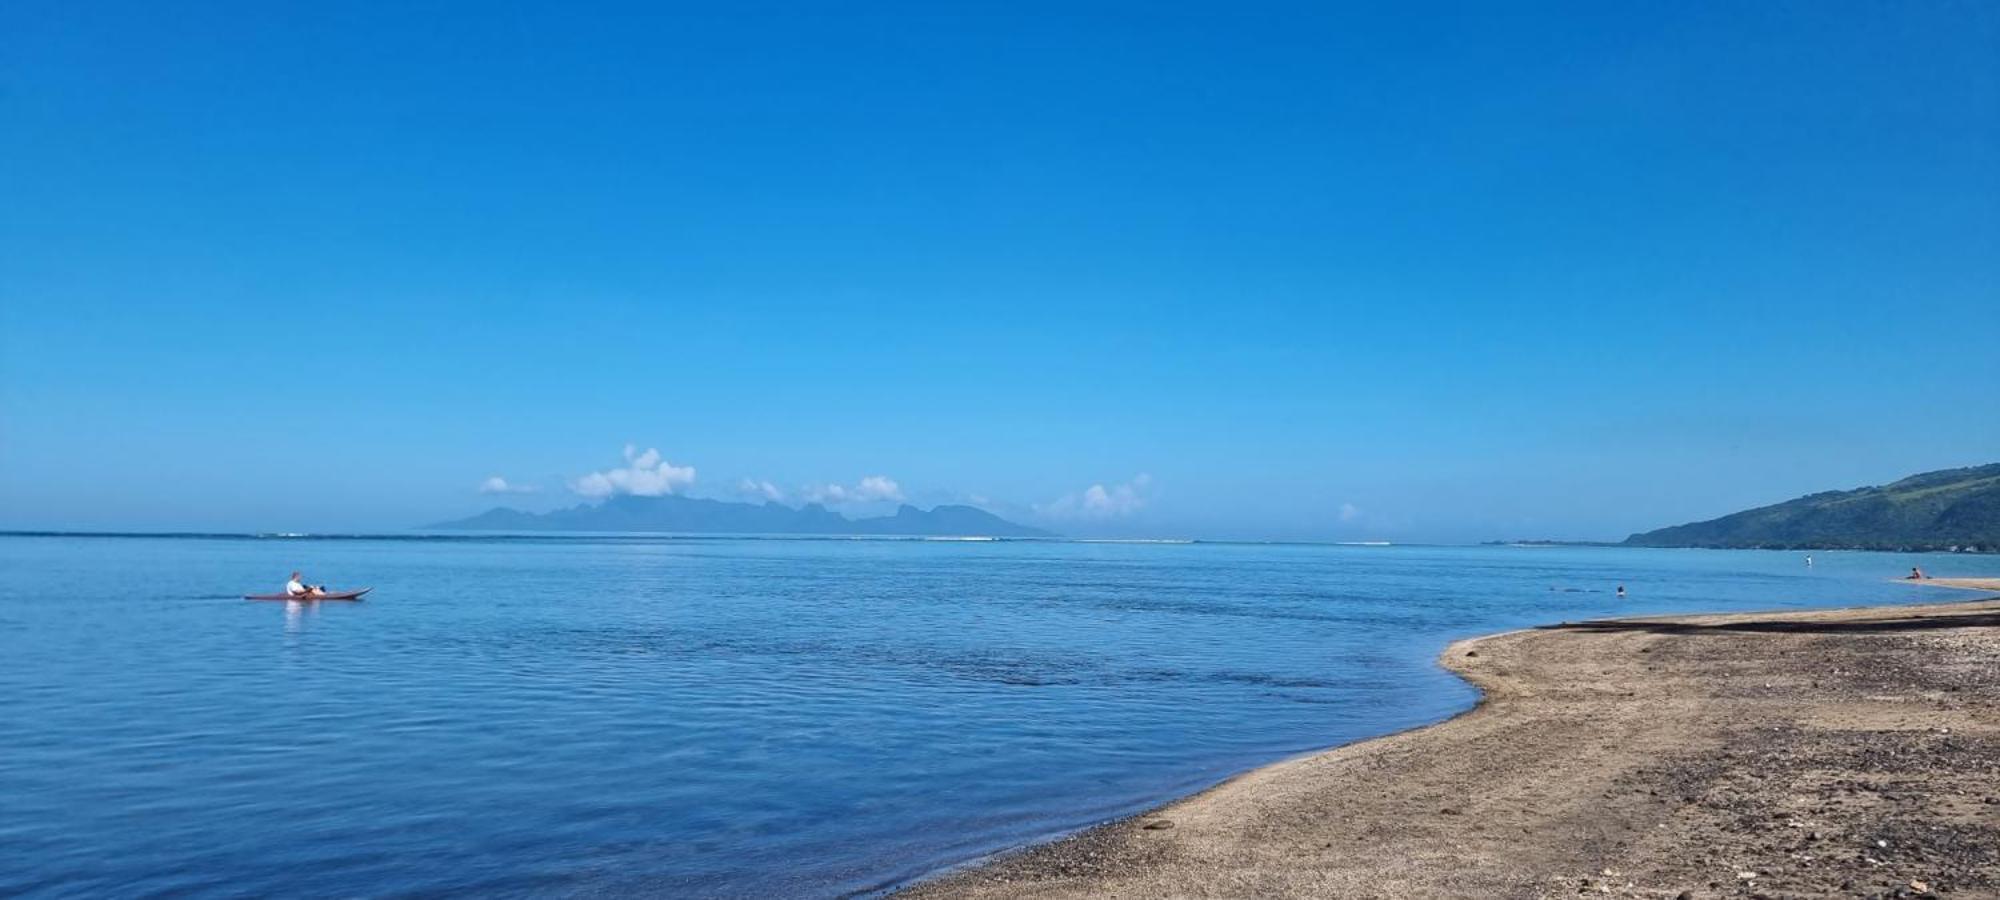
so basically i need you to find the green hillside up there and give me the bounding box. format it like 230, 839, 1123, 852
1624, 464, 2000, 552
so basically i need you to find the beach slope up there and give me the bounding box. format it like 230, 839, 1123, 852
903, 597, 2000, 898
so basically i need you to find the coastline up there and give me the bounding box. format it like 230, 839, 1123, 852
900, 594, 2000, 898
1916, 577, 2000, 593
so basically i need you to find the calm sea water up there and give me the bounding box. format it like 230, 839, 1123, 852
0, 535, 1977, 897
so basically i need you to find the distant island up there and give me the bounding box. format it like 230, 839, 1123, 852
1621, 463, 1999, 553
427, 493, 1055, 538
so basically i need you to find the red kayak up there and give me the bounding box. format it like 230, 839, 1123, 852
244, 588, 371, 601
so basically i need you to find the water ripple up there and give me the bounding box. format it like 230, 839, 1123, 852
0, 535, 1947, 897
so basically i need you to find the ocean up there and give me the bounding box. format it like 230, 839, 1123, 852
0, 534, 1972, 897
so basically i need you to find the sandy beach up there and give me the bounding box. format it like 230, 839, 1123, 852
904, 593, 2000, 899
1919, 578, 2000, 593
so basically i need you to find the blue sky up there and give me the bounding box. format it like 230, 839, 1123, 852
2, 1, 1995, 540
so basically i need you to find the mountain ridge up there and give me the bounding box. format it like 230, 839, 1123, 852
427, 493, 1055, 537
1623, 463, 2000, 552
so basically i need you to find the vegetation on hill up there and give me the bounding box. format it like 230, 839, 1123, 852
1624, 464, 2000, 552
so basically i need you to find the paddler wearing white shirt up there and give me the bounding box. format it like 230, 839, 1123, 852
285, 571, 324, 597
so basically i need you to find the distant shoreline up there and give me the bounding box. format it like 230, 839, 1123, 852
7, 529, 1998, 554
901, 592, 2000, 897
1493, 538, 1998, 553
0, 530, 1378, 547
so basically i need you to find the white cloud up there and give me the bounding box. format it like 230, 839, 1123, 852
478, 476, 539, 495
1339, 502, 1362, 522
855, 475, 903, 501
737, 478, 786, 502
804, 485, 850, 504
571, 445, 697, 498
1039, 474, 1152, 519
803, 475, 905, 505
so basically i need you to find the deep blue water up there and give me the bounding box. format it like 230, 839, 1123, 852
0, 535, 1980, 897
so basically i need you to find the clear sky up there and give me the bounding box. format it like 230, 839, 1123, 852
2, 1, 1996, 540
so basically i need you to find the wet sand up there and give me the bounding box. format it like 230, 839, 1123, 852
1917, 578, 2000, 593
902, 595, 2000, 899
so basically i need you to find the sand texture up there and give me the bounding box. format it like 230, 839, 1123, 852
903, 597, 2000, 899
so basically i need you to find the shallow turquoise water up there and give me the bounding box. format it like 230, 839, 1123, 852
0, 535, 1974, 897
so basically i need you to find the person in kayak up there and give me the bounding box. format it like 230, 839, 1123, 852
285, 572, 325, 597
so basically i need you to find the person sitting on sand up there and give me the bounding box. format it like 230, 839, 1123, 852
284, 571, 325, 597
1907, 566, 1928, 580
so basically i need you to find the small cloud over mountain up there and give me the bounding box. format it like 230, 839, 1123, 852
736, 478, 786, 502
478, 476, 538, 495
571, 445, 696, 498
857, 476, 903, 501
1039, 474, 1152, 519
804, 475, 905, 505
